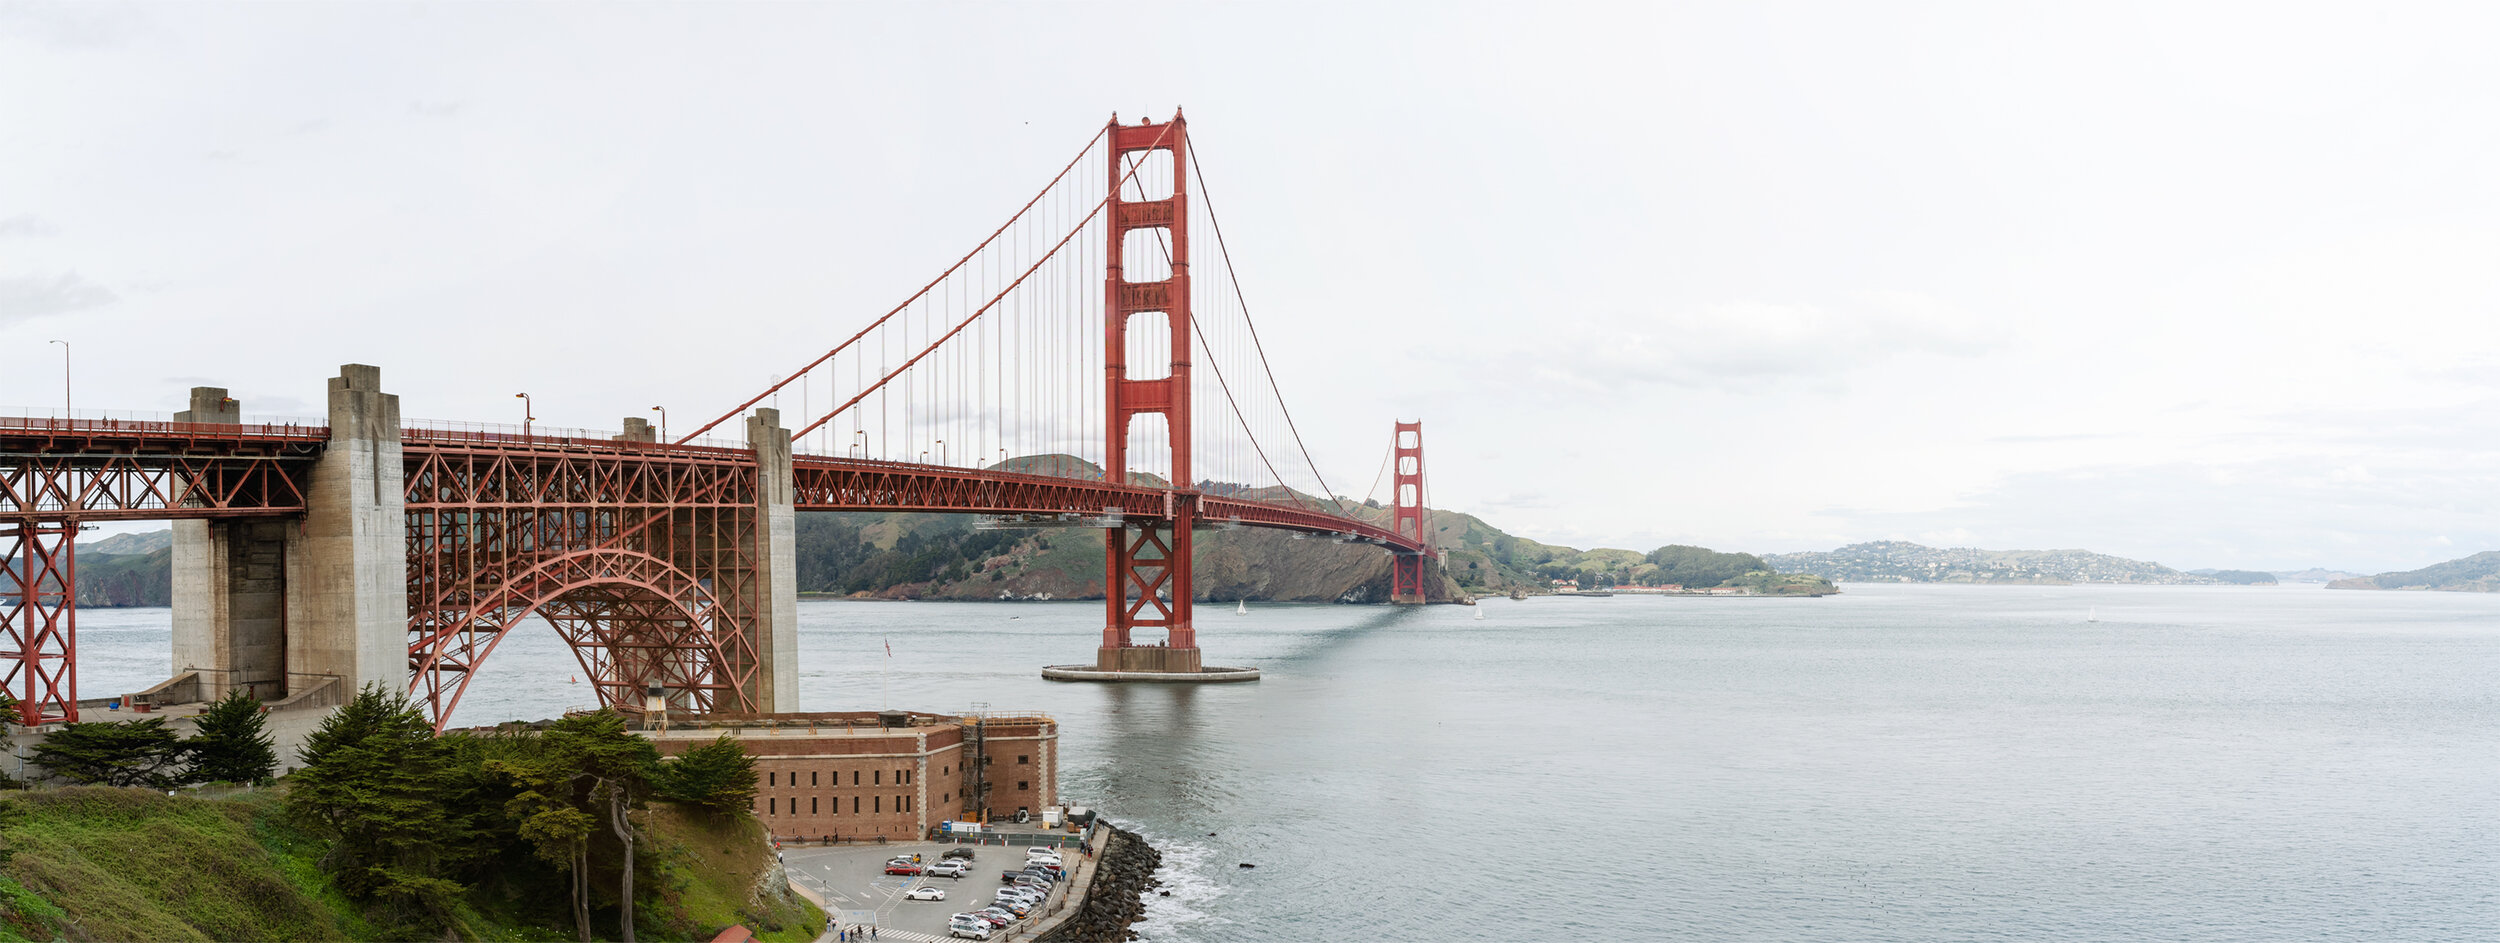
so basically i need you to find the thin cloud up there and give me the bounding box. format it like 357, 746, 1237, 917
0, 273, 118, 324
0, 216, 60, 238
1528, 291, 2004, 392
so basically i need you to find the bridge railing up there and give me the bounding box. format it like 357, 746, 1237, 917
400, 418, 752, 453
0, 412, 328, 442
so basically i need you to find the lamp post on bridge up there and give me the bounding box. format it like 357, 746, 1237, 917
937, 439, 946, 466
47, 339, 68, 418
851, 429, 866, 459
514, 392, 534, 437
650, 405, 667, 444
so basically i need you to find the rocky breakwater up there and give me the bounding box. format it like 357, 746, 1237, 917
1036, 825, 1163, 942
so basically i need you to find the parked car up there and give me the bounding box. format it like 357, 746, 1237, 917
926, 861, 970, 878
997, 899, 1034, 917
949, 917, 993, 940
943, 847, 978, 860
967, 909, 1014, 928
996, 888, 1043, 905
885, 863, 924, 875
907, 886, 947, 901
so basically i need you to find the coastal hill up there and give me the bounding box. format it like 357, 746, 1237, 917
1764, 540, 2261, 585
2272, 567, 2364, 583
796, 461, 1833, 599
2327, 551, 2500, 593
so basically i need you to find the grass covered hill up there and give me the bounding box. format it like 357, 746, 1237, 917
2327, 551, 2500, 592
1766, 541, 2233, 585
0, 787, 814, 943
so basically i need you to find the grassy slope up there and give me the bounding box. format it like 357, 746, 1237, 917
0, 789, 819, 943
0, 788, 353, 943
635, 804, 820, 943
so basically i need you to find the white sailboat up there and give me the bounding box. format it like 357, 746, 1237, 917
1473, 606, 1485, 621
1236, 599, 1247, 615
2087, 607, 2098, 623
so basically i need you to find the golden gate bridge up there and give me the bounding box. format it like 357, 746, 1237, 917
0, 112, 1437, 729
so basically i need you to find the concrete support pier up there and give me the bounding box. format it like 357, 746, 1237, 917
747, 408, 800, 712
160, 366, 404, 709
171, 387, 291, 701
293, 364, 408, 698
1042, 664, 1260, 682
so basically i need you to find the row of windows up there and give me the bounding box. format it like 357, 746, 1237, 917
765, 768, 916, 787
762, 794, 917, 816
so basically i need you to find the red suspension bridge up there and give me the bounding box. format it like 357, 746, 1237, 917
1, 112, 1440, 729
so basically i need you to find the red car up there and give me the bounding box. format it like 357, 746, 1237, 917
885, 863, 924, 875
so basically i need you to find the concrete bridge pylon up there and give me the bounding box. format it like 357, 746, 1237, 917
168, 364, 406, 709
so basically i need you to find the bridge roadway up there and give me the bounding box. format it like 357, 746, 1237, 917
0, 368, 1428, 728
0, 417, 1420, 541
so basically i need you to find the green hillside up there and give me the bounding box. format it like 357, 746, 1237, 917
2328, 550, 2500, 592
0, 784, 817, 943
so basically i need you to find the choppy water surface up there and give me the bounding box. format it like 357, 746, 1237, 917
79, 584, 2500, 941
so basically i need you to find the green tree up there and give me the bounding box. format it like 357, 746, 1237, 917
655, 734, 757, 816
30, 717, 190, 787
497, 756, 601, 943
286, 684, 465, 929
186, 688, 278, 785
493, 710, 662, 943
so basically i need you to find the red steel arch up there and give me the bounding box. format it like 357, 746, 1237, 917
407, 547, 752, 726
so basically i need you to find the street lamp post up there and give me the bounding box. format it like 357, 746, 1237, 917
850, 429, 866, 458
47, 340, 68, 418
650, 405, 667, 444
936, 439, 946, 466
515, 393, 534, 437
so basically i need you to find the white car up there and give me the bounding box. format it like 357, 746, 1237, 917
950, 921, 993, 941
907, 886, 947, 901
926, 861, 970, 878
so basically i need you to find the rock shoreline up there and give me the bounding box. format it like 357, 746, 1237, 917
1035, 824, 1163, 942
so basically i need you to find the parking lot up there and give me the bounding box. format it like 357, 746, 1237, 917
782, 837, 1087, 941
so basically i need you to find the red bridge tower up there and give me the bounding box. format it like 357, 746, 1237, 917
1099, 113, 1200, 673
1389, 421, 1432, 604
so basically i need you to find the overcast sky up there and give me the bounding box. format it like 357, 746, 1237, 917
6, 2, 2498, 573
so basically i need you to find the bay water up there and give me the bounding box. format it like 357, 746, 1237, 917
63, 583, 2500, 941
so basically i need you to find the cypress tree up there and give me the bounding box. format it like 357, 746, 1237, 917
185, 688, 279, 785
30, 717, 191, 787
656, 734, 757, 816
286, 684, 466, 928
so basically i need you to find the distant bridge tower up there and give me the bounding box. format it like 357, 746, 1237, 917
1099, 112, 1201, 673
1389, 421, 1431, 604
